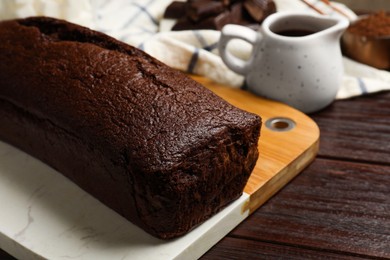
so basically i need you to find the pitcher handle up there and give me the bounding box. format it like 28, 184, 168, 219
218, 24, 261, 76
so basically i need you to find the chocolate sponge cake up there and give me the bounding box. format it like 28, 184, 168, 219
0, 17, 261, 239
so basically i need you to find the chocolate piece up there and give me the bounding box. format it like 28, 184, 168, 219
265, 1, 276, 19
230, 2, 245, 24
187, 0, 224, 22
0, 17, 261, 239
167, 0, 277, 31
172, 17, 198, 31
204, 10, 233, 30
221, 0, 231, 6
173, 10, 232, 31
163, 1, 186, 19
217, 10, 234, 28
244, 0, 276, 22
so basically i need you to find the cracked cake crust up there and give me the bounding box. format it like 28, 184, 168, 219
0, 17, 261, 239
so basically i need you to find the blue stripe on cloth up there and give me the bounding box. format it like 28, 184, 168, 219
131, 0, 159, 25
187, 48, 199, 73
357, 77, 368, 94
192, 31, 218, 51
121, 0, 158, 29
193, 31, 207, 47
204, 42, 218, 52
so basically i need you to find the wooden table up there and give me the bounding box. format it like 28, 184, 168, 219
1, 91, 389, 259
201, 91, 390, 259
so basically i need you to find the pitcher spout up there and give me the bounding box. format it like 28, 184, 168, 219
321, 16, 349, 39
263, 12, 349, 40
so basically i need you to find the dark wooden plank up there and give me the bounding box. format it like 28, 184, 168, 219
229, 158, 390, 258
202, 237, 368, 260
311, 92, 390, 164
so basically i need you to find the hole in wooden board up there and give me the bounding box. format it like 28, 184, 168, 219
265, 117, 295, 132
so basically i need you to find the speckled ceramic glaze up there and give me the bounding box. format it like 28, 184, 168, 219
219, 12, 349, 113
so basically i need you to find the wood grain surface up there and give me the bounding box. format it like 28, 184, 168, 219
201, 91, 390, 259
314, 93, 390, 165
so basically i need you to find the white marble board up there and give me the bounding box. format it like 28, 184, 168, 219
0, 140, 249, 260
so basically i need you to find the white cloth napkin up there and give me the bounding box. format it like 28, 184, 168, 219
1, 0, 389, 99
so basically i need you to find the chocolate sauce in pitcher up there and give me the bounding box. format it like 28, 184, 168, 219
276, 29, 316, 37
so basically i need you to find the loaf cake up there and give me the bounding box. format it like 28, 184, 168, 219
0, 17, 261, 239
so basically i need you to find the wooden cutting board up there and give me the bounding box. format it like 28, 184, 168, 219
0, 77, 319, 260
193, 76, 320, 214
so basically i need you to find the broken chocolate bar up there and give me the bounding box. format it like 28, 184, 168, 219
164, 0, 276, 31
172, 11, 231, 31
164, 1, 186, 19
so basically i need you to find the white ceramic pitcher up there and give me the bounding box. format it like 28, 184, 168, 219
219, 12, 349, 113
